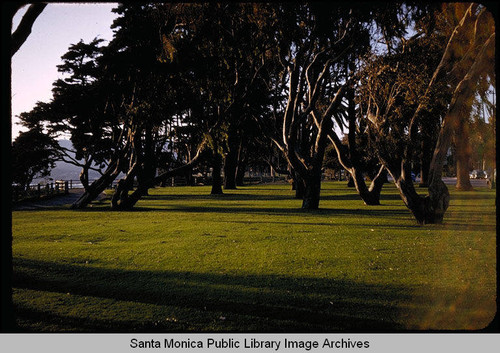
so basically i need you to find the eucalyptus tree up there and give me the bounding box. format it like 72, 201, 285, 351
469, 86, 496, 175
264, 3, 374, 209
321, 3, 441, 205
326, 69, 389, 205
360, 3, 495, 223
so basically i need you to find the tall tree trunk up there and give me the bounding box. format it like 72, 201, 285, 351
235, 143, 247, 187
301, 168, 322, 209
185, 167, 194, 186
419, 158, 430, 187
455, 121, 474, 190
293, 171, 305, 199
418, 128, 437, 187
456, 156, 473, 190
224, 128, 240, 189
223, 142, 238, 189
6, 3, 47, 331
211, 152, 223, 195
111, 125, 145, 209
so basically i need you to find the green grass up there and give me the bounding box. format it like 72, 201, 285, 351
11, 181, 496, 332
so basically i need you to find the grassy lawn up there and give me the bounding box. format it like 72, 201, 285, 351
11, 181, 496, 332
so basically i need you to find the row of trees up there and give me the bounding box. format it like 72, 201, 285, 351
13, 2, 495, 224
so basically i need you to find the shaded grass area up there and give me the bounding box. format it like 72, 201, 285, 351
11, 182, 497, 332
13, 258, 407, 332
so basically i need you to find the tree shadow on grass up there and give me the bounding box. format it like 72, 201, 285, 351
15, 205, 413, 224
450, 192, 496, 201
14, 306, 189, 333
145, 191, 404, 203
13, 257, 410, 332
144, 193, 294, 202
321, 193, 403, 202
221, 219, 422, 229
430, 221, 497, 233
148, 205, 411, 217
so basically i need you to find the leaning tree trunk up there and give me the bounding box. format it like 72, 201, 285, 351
11, 3, 47, 56
72, 125, 132, 209
112, 143, 207, 210
389, 30, 493, 224
326, 83, 387, 205
391, 173, 450, 224
327, 130, 386, 205
379, 13, 494, 224
352, 165, 387, 205
426, 30, 494, 222
71, 159, 122, 209
111, 160, 139, 210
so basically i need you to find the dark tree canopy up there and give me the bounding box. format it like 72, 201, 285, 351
12, 127, 58, 190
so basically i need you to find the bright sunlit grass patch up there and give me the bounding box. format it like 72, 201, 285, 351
11, 181, 496, 331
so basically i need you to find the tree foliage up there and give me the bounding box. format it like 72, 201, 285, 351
12, 127, 58, 190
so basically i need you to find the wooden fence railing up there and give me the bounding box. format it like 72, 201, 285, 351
12, 174, 290, 202
13, 180, 70, 203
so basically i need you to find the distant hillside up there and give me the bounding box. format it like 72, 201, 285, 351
32, 140, 103, 184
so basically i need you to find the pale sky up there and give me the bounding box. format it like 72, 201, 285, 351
11, 2, 118, 140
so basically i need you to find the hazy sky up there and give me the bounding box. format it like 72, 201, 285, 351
11, 2, 118, 139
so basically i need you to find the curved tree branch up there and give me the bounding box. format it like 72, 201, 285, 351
11, 3, 47, 56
